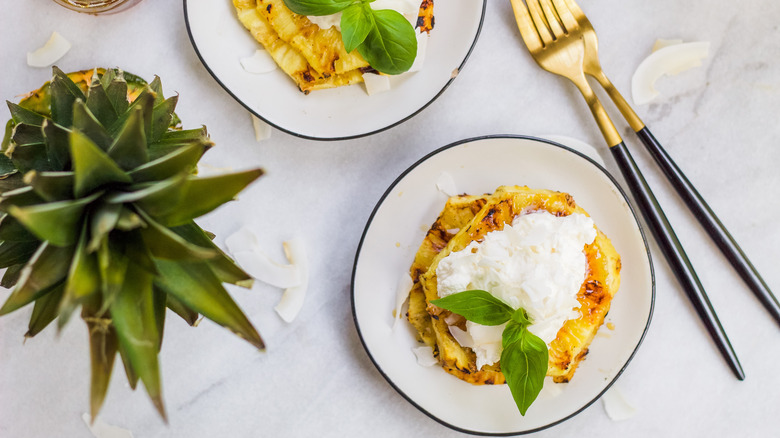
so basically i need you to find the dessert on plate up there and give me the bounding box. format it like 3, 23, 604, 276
407, 186, 621, 402
232, 0, 434, 93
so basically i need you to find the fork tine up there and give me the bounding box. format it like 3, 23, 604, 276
538, 0, 565, 38
561, 0, 586, 21
550, 0, 579, 32
509, 0, 544, 51
525, 0, 553, 45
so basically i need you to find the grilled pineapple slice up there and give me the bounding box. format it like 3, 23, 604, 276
233, 0, 364, 93
257, 0, 369, 75
232, 0, 435, 93
408, 186, 621, 385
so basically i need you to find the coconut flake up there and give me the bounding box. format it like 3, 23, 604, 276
631, 41, 710, 105
240, 49, 277, 74
443, 312, 462, 326
274, 237, 308, 323
652, 38, 683, 52
435, 171, 458, 197
82, 414, 133, 438
448, 325, 474, 349
411, 346, 438, 367
27, 32, 71, 68
225, 226, 260, 254
602, 385, 638, 421
233, 250, 301, 289
251, 115, 272, 142
362, 73, 391, 96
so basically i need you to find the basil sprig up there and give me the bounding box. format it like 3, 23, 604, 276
283, 0, 418, 75
431, 290, 549, 416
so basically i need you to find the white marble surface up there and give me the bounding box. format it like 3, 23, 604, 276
1, 1, 779, 437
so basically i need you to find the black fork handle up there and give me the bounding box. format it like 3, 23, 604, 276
610, 141, 745, 380
635, 127, 780, 325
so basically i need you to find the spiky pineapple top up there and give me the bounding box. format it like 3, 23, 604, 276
0, 67, 264, 420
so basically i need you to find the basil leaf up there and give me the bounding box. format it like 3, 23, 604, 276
357, 9, 417, 75
431, 290, 513, 326
341, 3, 374, 53
502, 320, 524, 348
511, 307, 532, 326
500, 328, 548, 416
282, 0, 356, 16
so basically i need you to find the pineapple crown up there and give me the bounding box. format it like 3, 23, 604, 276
0, 67, 264, 420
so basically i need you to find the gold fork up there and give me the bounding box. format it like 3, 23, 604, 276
564, 0, 780, 332
510, 0, 747, 379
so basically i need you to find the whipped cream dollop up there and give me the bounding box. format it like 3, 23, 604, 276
306, 0, 421, 31
436, 210, 597, 369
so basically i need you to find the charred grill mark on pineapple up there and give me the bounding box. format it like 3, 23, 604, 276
417, 0, 435, 33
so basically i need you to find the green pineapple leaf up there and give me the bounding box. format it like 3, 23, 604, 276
115, 206, 145, 231
24, 171, 74, 202
152, 287, 167, 352
1, 263, 24, 288
7, 101, 45, 126
150, 96, 178, 144
128, 143, 205, 183
154, 258, 264, 350
59, 227, 100, 330
84, 304, 118, 420
165, 292, 199, 326
101, 70, 130, 118
11, 123, 44, 146
50, 67, 86, 126
0, 242, 72, 315
73, 100, 113, 151
0, 186, 45, 211
0, 215, 39, 242
8, 191, 102, 246
70, 130, 131, 197
96, 238, 129, 313
25, 283, 65, 338
138, 169, 264, 227
0, 173, 26, 192
0, 240, 39, 268
171, 222, 253, 288
41, 120, 71, 171
86, 74, 120, 128
108, 105, 148, 171
86, 202, 122, 253
0, 154, 17, 178
109, 88, 153, 139
137, 209, 218, 261
10, 143, 53, 173
109, 261, 167, 420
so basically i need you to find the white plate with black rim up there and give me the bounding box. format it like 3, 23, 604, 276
183, 0, 486, 141
351, 135, 654, 435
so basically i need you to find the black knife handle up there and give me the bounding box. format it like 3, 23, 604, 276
610, 142, 745, 380
635, 127, 780, 325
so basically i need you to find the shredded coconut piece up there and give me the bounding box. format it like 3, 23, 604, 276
411, 346, 438, 366
602, 385, 638, 421
251, 115, 272, 142
27, 32, 71, 68
82, 414, 133, 438
631, 41, 710, 105
274, 237, 308, 323
435, 171, 458, 198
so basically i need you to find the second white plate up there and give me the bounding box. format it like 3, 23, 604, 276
352, 135, 654, 435
184, 0, 486, 140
